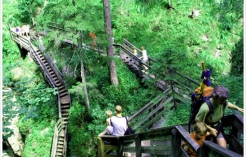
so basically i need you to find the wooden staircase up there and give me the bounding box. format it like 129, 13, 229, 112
98, 39, 244, 157
9, 25, 71, 157
9, 23, 244, 157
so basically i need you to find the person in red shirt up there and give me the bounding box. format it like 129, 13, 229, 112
89, 32, 96, 48
182, 122, 210, 157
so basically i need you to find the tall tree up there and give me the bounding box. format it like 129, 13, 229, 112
35, 0, 106, 110
78, 36, 90, 110
103, 0, 119, 86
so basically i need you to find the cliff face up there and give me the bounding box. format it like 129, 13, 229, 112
3, 116, 24, 157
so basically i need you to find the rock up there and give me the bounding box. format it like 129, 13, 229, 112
3, 117, 24, 156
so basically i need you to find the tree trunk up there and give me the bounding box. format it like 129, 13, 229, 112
103, 0, 119, 86
80, 58, 90, 110
78, 36, 90, 110
168, 0, 171, 6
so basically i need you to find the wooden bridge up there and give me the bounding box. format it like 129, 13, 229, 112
8, 23, 243, 157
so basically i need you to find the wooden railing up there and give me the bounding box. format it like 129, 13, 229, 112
9, 25, 70, 157
129, 87, 173, 132
97, 114, 243, 157
122, 38, 157, 64
115, 39, 201, 95
9, 23, 243, 157
51, 118, 67, 157
46, 22, 106, 54
99, 39, 243, 156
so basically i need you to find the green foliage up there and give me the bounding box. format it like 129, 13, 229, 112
18, 118, 34, 135
2, 0, 23, 57
3, 0, 243, 156
230, 36, 243, 75
2, 89, 17, 138
217, 75, 243, 110
163, 104, 190, 127
19, 117, 55, 157
67, 52, 158, 155
12, 78, 58, 120
68, 101, 97, 156
68, 81, 94, 100
16, 0, 45, 24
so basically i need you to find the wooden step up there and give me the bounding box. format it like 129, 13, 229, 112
55, 152, 63, 156
62, 118, 68, 122
61, 113, 69, 117
57, 85, 66, 90
58, 88, 67, 94
54, 80, 61, 84
59, 92, 68, 97
61, 109, 69, 113
60, 95, 70, 104
58, 137, 64, 142
61, 105, 70, 109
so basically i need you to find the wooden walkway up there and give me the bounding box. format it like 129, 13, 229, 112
8, 23, 244, 157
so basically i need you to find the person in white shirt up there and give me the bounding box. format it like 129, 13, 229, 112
141, 46, 148, 64
107, 105, 127, 136
140, 46, 148, 71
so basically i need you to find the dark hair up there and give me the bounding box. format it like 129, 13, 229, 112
212, 86, 229, 99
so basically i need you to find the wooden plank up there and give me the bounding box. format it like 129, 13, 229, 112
129, 90, 169, 122
202, 140, 243, 157
139, 105, 173, 131
232, 116, 244, 133
133, 96, 173, 130
138, 126, 174, 141
104, 155, 117, 157
229, 135, 243, 155
175, 125, 200, 152
150, 136, 172, 146
175, 71, 200, 86
235, 114, 243, 123
141, 146, 171, 155
104, 145, 118, 150
123, 146, 135, 152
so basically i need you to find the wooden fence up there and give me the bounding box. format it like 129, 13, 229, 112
97, 114, 243, 157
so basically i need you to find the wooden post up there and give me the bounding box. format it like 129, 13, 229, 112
118, 139, 124, 157
171, 128, 181, 157
135, 135, 142, 157
97, 136, 104, 157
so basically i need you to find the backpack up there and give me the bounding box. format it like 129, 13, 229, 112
124, 117, 135, 135
188, 86, 226, 133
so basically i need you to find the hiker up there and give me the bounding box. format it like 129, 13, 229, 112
182, 122, 210, 157
21, 24, 30, 36
89, 32, 96, 49
195, 86, 243, 148
139, 46, 148, 71
106, 110, 113, 126
132, 47, 138, 61
133, 47, 138, 57
105, 110, 113, 134
109, 105, 128, 136
140, 46, 148, 64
